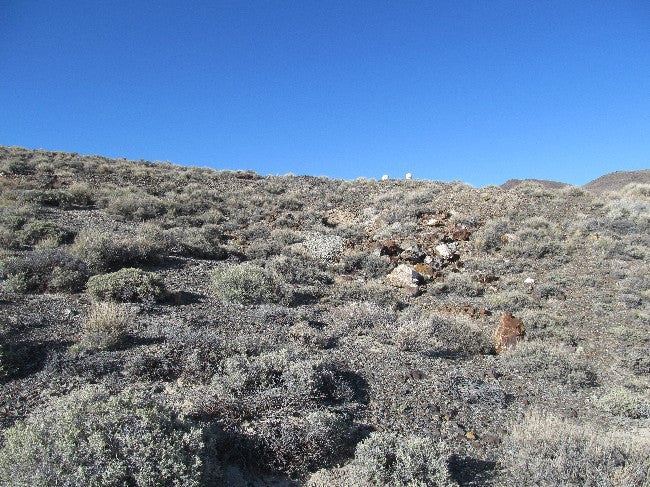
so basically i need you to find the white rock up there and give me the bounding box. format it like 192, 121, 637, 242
381, 174, 389, 180
405, 173, 412, 180
386, 264, 422, 289
524, 277, 535, 285
435, 243, 453, 259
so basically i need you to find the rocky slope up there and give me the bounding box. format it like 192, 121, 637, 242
0, 146, 648, 486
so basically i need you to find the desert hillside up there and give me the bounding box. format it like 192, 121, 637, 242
0, 146, 648, 486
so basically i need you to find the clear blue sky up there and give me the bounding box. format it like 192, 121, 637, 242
1, 1, 648, 186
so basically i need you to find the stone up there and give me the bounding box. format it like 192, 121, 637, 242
465, 431, 476, 440
386, 264, 423, 292
451, 226, 472, 241
435, 243, 453, 259
414, 263, 437, 280
381, 174, 389, 180
524, 277, 535, 285
373, 240, 401, 258
399, 245, 426, 263
494, 312, 525, 353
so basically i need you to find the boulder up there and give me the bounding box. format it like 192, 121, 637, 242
494, 312, 525, 353
387, 264, 423, 292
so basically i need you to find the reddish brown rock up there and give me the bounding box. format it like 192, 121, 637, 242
451, 226, 472, 241
414, 263, 437, 280
494, 312, 525, 353
374, 240, 401, 258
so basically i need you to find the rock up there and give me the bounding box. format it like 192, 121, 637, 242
465, 431, 477, 440
381, 174, 389, 180
386, 264, 422, 292
435, 243, 453, 259
399, 245, 426, 263
500, 233, 517, 243
405, 172, 412, 179
414, 263, 437, 280
451, 226, 472, 241
373, 240, 401, 258
524, 277, 535, 285
494, 312, 525, 353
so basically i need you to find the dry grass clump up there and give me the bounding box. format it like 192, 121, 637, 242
328, 301, 397, 334
79, 302, 133, 350
596, 387, 650, 419
0, 386, 212, 486
499, 410, 650, 486
86, 268, 166, 303
502, 341, 597, 387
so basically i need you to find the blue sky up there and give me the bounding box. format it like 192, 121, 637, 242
1, 1, 648, 186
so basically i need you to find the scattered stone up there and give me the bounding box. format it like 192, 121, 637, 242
414, 263, 437, 280
475, 273, 498, 284
386, 264, 422, 293
399, 245, 426, 263
435, 243, 453, 259
500, 233, 517, 243
465, 431, 477, 440
494, 312, 525, 353
524, 277, 535, 285
373, 240, 401, 258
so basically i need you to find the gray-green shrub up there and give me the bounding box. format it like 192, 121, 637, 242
211, 263, 275, 304
87, 268, 166, 302
0, 386, 212, 486
339, 432, 455, 486
499, 410, 650, 486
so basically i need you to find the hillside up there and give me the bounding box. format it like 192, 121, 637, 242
500, 178, 569, 190
584, 169, 650, 194
0, 145, 648, 486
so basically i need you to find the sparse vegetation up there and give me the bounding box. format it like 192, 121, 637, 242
499, 410, 650, 486
1, 146, 648, 486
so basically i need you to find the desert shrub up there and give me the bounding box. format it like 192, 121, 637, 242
20, 185, 94, 209
0, 386, 212, 486
435, 272, 484, 297
503, 341, 598, 387
328, 301, 397, 333
87, 268, 166, 302
245, 228, 302, 259
268, 255, 332, 286
164, 224, 227, 259
596, 388, 650, 419
211, 349, 354, 417
211, 263, 275, 304
331, 432, 455, 487
485, 289, 538, 311
615, 183, 650, 201
104, 189, 165, 221
71, 228, 163, 272
427, 312, 494, 356
499, 410, 650, 486
253, 410, 349, 477
502, 217, 567, 259
0, 249, 88, 293
339, 251, 392, 278
79, 302, 133, 350
472, 218, 510, 252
